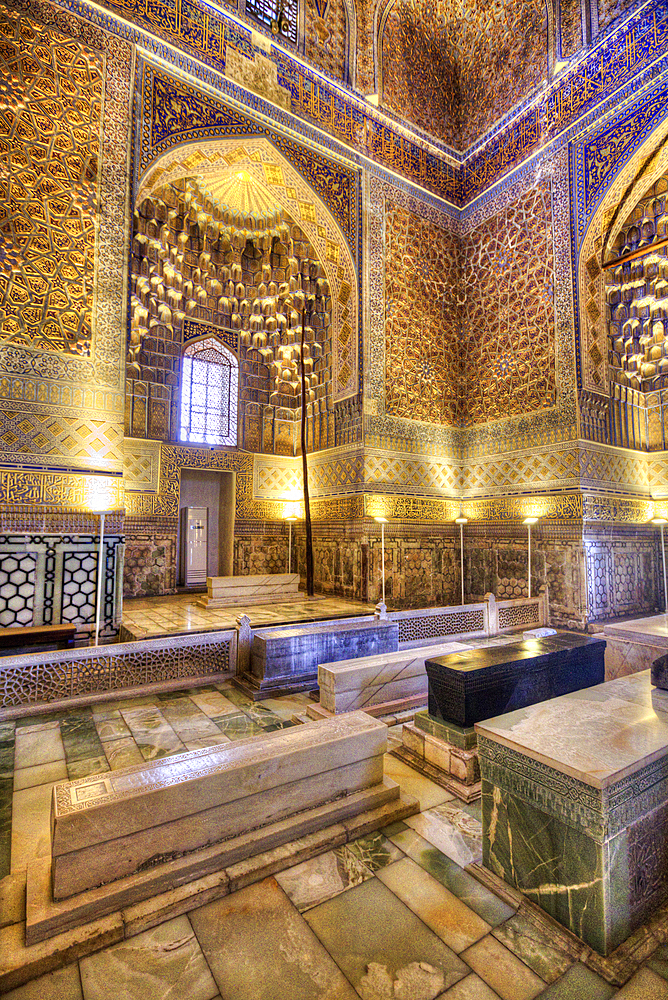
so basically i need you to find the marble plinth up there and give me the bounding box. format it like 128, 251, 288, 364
476, 670, 668, 955
238, 618, 399, 698
51, 712, 391, 900
426, 632, 605, 727
318, 641, 468, 714
392, 711, 481, 802
197, 573, 300, 609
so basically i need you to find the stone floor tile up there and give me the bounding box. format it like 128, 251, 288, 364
436, 973, 502, 998
213, 714, 266, 740
190, 875, 359, 1000
13, 728, 65, 770
615, 966, 668, 998
491, 912, 575, 983
187, 689, 240, 718
460, 935, 545, 1000
59, 714, 105, 763
13, 760, 67, 791
79, 914, 218, 1000
304, 873, 469, 999
183, 735, 232, 751
11, 782, 53, 873
405, 801, 483, 867
533, 962, 616, 998
378, 857, 490, 953
102, 737, 145, 770
386, 827, 514, 925
383, 754, 455, 810
0, 734, 15, 779
0, 776, 12, 879
344, 830, 404, 872
94, 716, 131, 742
275, 846, 374, 912
66, 756, 111, 781
2, 963, 83, 999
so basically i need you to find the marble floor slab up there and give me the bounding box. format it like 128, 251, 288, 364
460, 934, 546, 1000
13, 760, 67, 791
304, 875, 470, 999
441, 973, 506, 999
533, 961, 616, 998
13, 727, 65, 770
186, 688, 240, 718
384, 825, 514, 926
405, 801, 483, 868
11, 782, 53, 873
377, 857, 491, 953
190, 876, 359, 1000
2, 963, 84, 1000
79, 914, 218, 1000
491, 911, 575, 983
275, 845, 375, 912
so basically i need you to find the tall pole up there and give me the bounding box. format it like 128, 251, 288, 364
381, 520, 385, 605
300, 286, 315, 597
460, 521, 464, 605
662, 525, 667, 614
455, 516, 467, 606
653, 519, 668, 612
94, 512, 105, 646
527, 524, 532, 600
288, 520, 292, 574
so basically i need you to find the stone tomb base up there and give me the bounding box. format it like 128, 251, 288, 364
392, 710, 481, 803
27, 712, 417, 945
196, 573, 300, 609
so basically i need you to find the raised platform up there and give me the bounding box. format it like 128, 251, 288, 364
476, 670, 668, 955
196, 574, 300, 609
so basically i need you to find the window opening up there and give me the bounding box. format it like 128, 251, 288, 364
180, 338, 238, 447
246, 0, 297, 43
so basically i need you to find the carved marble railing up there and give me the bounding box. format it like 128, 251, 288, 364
0, 629, 236, 714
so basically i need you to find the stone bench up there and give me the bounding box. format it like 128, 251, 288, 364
197, 573, 300, 609
318, 641, 470, 715
476, 669, 668, 955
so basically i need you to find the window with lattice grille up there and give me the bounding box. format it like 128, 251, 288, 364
180, 338, 238, 447
245, 0, 297, 43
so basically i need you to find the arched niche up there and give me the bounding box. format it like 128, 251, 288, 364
130, 137, 358, 453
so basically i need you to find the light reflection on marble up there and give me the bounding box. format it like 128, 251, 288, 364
11, 782, 53, 872
385, 827, 514, 926
377, 857, 491, 953
275, 846, 374, 911
405, 802, 483, 868
603, 614, 668, 645
383, 754, 454, 811
476, 670, 668, 787
460, 935, 545, 1000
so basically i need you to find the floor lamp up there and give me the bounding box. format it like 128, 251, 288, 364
285, 516, 297, 573
93, 509, 113, 646
374, 516, 388, 609
523, 517, 539, 599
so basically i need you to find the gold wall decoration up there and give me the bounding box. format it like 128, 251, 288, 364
0, 4, 102, 356
0, 470, 124, 510
0, 0, 132, 476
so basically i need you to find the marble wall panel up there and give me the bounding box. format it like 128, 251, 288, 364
123, 519, 178, 597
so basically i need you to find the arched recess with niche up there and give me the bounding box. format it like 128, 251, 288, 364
128, 137, 358, 458
577, 115, 668, 450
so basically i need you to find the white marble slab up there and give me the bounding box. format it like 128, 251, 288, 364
475, 669, 668, 788
198, 574, 300, 608
318, 642, 469, 713
603, 614, 668, 648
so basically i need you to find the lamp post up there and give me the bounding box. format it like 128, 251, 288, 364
523, 517, 539, 599
374, 516, 388, 609
455, 516, 468, 606
652, 518, 668, 613
92, 509, 114, 646
285, 516, 297, 573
